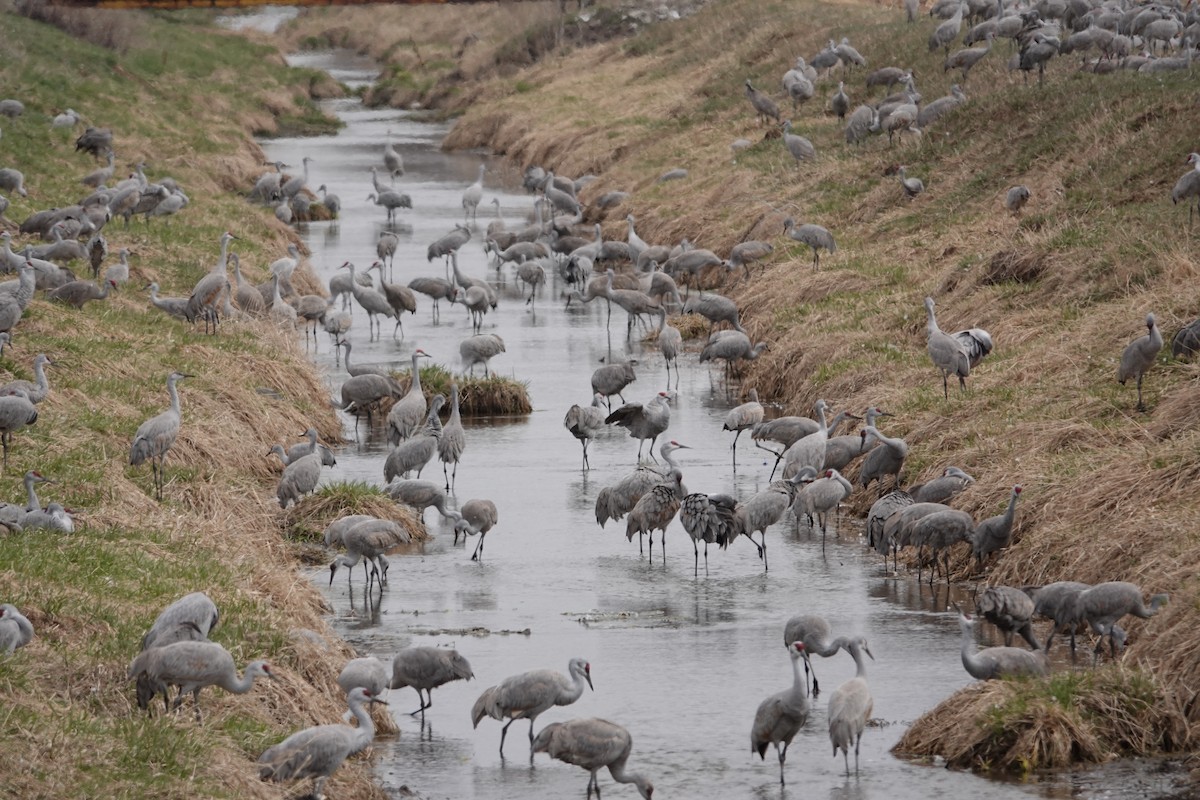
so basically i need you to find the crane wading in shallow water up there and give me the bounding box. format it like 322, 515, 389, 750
533, 718, 654, 799
471, 657, 594, 760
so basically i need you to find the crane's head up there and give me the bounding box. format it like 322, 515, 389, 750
789, 641, 806, 656
414, 349, 431, 358
1013, 485, 1023, 495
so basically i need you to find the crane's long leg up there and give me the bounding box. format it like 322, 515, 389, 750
776, 741, 788, 785
498, 718, 515, 757
704, 541, 710, 576
1136, 374, 1146, 412
471, 532, 486, 561
692, 538, 699, 577
761, 534, 769, 571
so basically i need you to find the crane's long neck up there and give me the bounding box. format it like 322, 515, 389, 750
815, 405, 828, 437
999, 492, 1019, 529
925, 302, 940, 336
24, 475, 39, 511
848, 642, 868, 679
959, 621, 982, 676
223, 664, 265, 694
33, 360, 47, 393
347, 695, 377, 751
217, 236, 231, 273
305, 429, 318, 455
748, 343, 768, 361
167, 377, 182, 416
608, 756, 651, 796
410, 354, 423, 394
789, 651, 805, 692
826, 410, 850, 437
272, 274, 283, 305
656, 306, 667, 333
1149, 321, 1163, 350
449, 385, 461, 422
835, 473, 854, 496
17, 267, 35, 306
561, 667, 589, 704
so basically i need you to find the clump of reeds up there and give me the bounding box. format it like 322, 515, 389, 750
281, 481, 426, 544
388, 364, 532, 416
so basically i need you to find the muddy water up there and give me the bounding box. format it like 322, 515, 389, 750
254, 46, 1186, 800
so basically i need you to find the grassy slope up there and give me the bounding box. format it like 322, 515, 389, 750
0, 11, 395, 800
415, 0, 1200, 765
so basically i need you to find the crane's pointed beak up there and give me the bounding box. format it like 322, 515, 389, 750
585, 672, 595, 691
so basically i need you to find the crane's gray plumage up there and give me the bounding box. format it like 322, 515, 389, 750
427, 224, 471, 264
606, 392, 672, 462
958, 611, 1048, 680
0, 603, 34, 655
454, 498, 498, 561
1033, 581, 1092, 656
1070, 581, 1168, 661
751, 641, 810, 786
471, 657, 594, 758
744, 80, 781, 125
724, 388, 764, 467
911, 466, 974, 504
1005, 184, 1031, 215
679, 491, 738, 575
136, 592, 219, 710
624, 469, 685, 562
534, 718, 654, 800
126, 640, 274, 722
591, 362, 637, 411
390, 646, 474, 716
925, 296, 971, 399
462, 164, 486, 221
460, 334, 505, 377
258, 686, 385, 800
0, 354, 52, 405
866, 490, 914, 570
700, 332, 768, 382
366, 189, 412, 224
565, 393, 608, 471
337, 656, 390, 698
830, 81, 850, 120
971, 484, 1021, 566
781, 400, 833, 480
387, 349, 432, 444
384, 480, 457, 521
953, 326, 993, 368
735, 468, 814, 570
782, 121, 816, 165
917, 84, 967, 129
930, 1, 966, 52
594, 441, 689, 528
976, 586, 1040, 650
897, 166, 924, 199
828, 640, 874, 776
129, 372, 190, 500
782, 615, 871, 698
683, 293, 746, 336
276, 428, 324, 509
796, 468, 854, 545
186, 231, 237, 335
909, 508, 974, 585
944, 32, 994, 81
783, 217, 836, 270
1171, 153, 1200, 226
438, 382, 465, 490
1118, 313, 1162, 412
383, 395, 446, 483
330, 517, 411, 591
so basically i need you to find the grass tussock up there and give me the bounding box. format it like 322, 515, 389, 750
281, 480, 427, 544
894, 667, 1189, 773
388, 364, 533, 416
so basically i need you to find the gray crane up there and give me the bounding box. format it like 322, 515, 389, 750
49, 278, 116, 309
408, 276, 457, 322
534, 718, 654, 800
384, 395, 446, 482
564, 393, 608, 471
751, 642, 810, 786
823, 406, 886, 471
1019, 33, 1059, 86
735, 469, 814, 570
683, 293, 746, 336
744, 79, 782, 125
516, 260, 546, 306
389, 646, 474, 716
0, 168, 26, 198
340, 372, 403, 428
323, 514, 376, 554
1171, 152, 1200, 226
754, 408, 852, 479
594, 440, 689, 527
383, 130, 404, 178
229, 254, 264, 318
258, 686, 385, 800
276, 428, 324, 509
293, 293, 330, 350
463, 164, 486, 221
830, 81, 850, 120
725, 240, 774, 281
600, 271, 661, 337
865, 66, 909, 91
375, 231, 400, 279
366, 189, 412, 224
317, 184, 339, 217
185, 231, 237, 335
31, 223, 88, 263
0, 99, 24, 118
917, 84, 967, 129
845, 104, 878, 146
126, 640, 274, 722
782, 615, 871, 697
339, 262, 395, 341
867, 490, 914, 571
654, 307, 683, 390
796, 468, 854, 546
883, 502, 952, 557
455, 497, 498, 560
957, 610, 1049, 680
438, 382, 465, 490
827, 639, 873, 776
0, 354, 53, 404
471, 657, 594, 759
783, 217, 836, 270
1118, 312, 1162, 412
781, 399, 834, 480
834, 37, 867, 70
944, 32, 994, 81
460, 333, 505, 377
330, 517, 411, 591
724, 388, 764, 467
0, 603, 34, 654
427, 224, 471, 265
135, 592, 218, 710
925, 296, 971, 399
953, 325, 994, 368
75, 126, 113, 158
329, 263, 374, 312
971, 484, 1022, 568
909, 508, 974, 585
1172, 316, 1200, 360
663, 249, 723, 295
1003, 183, 1032, 216
369, 261, 417, 339
452, 285, 492, 333
146, 282, 192, 322
1072, 581, 1169, 661
898, 166, 924, 199
104, 248, 130, 287
976, 586, 1040, 650
21, 502, 72, 533
782, 121, 816, 165
279, 156, 312, 199
385, 479, 463, 522
606, 392, 672, 462
268, 436, 336, 468
0, 469, 53, 528
625, 469, 686, 561
592, 362, 637, 411
129, 372, 190, 500
387, 349, 432, 444
912, 466, 974, 503
337, 656, 389, 700
782, 61, 815, 111
679, 490, 738, 575
929, 1, 966, 52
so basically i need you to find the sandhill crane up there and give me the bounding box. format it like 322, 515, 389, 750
381, 481, 454, 523
428, 225, 473, 271
375, 231, 400, 279
701, 331, 770, 384
830, 81, 850, 120
460, 333, 505, 377
594, 440, 689, 528
957, 611, 1049, 679
781, 400, 839, 480
679, 490, 738, 575
330, 517, 411, 591
600, 271, 660, 337
337, 656, 389, 699
0, 99, 25, 119
754, 408, 850, 478
953, 325, 993, 369
1072, 581, 1169, 661
338, 262, 394, 341
865, 66, 908, 91
146, 282, 192, 322
625, 468, 685, 561
782, 615, 871, 697
929, 1, 966, 52
368, 262, 416, 339
834, 37, 867, 70
185, 231, 237, 334
258, 687, 385, 799
389, 647, 474, 715
858, 424, 909, 497
976, 586, 1040, 650
276, 428, 324, 509
516, 260, 546, 306
845, 104, 877, 146
867, 490, 914, 571
564, 393, 608, 471
103, 247, 130, 287
724, 389, 764, 467
367, 189, 412, 224
268, 435, 336, 468
454, 498, 498, 561
796, 468, 854, 545
971, 484, 1022, 567
909, 508, 974, 585
782, 121, 816, 165
735, 469, 814, 570
75, 126, 113, 158
1171, 153, 1200, 226
944, 32, 994, 81
31, 223, 88, 263
0, 604, 34, 654
383, 395, 446, 482
0, 469, 52, 529
386, 349, 432, 444
725, 241, 774, 281
1173, 317, 1200, 360
751, 642, 810, 786
898, 166, 924, 199
135, 592, 219, 708
129, 372, 190, 500
534, 718, 653, 800
0, 355, 52, 405
48, 278, 116, 310
280, 156, 311, 199
925, 296, 970, 399
0, 168, 26, 198
592, 362, 637, 411
782, 61, 815, 111
408, 276, 457, 322
744, 80, 781, 125
437, 382, 465, 490
822, 406, 884, 471
472, 657, 594, 759
783, 217, 836, 270
1019, 33, 1059, 86
912, 466, 975, 503
917, 84, 967, 128
828, 639, 873, 776
683, 293, 746, 336
1118, 313, 1162, 412
463, 164, 486, 222
1030, 581, 1091, 655
606, 392, 671, 461
293, 293, 330, 349
383, 130, 404, 178
126, 640, 274, 722
654, 307, 683, 390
